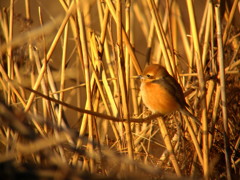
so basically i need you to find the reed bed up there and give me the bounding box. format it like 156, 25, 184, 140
0, 0, 239, 179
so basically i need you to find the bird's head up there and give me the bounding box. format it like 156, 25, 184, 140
140, 64, 169, 82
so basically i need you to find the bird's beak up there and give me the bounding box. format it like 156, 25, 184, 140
138, 75, 149, 82
138, 75, 147, 80
139, 75, 148, 80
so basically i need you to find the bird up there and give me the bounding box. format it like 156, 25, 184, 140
140, 64, 201, 126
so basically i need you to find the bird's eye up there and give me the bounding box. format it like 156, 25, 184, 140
146, 74, 151, 78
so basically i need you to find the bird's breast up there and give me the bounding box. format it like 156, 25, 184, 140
140, 82, 180, 114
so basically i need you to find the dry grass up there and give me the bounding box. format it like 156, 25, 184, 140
0, 0, 240, 179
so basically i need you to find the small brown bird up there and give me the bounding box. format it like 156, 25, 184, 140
140, 64, 201, 125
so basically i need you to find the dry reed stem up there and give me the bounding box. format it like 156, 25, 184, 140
208, 84, 221, 149
186, 0, 209, 178
96, 2, 121, 147
0, 65, 26, 107
215, 5, 232, 180
116, 0, 134, 161
58, 11, 68, 126
157, 117, 182, 176
89, 42, 121, 146
147, 0, 173, 75
0, 17, 62, 54
183, 116, 203, 166
198, 1, 209, 42
124, 0, 130, 89
133, 2, 149, 40
128, 2, 140, 134
24, 1, 76, 112
201, 2, 212, 67
7, 0, 14, 105
75, 2, 95, 172
105, 0, 142, 75
175, 3, 192, 70
56, 1, 70, 163
223, 0, 239, 45
206, 79, 215, 111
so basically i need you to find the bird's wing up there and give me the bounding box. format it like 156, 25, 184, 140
153, 76, 189, 108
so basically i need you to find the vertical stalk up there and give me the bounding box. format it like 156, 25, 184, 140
157, 117, 182, 177
58, 1, 69, 127
7, 0, 14, 104
215, 5, 232, 180
24, 1, 75, 112
186, 0, 208, 178
222, 0, 239, 45
116, 0, 134, 161
125, 0, 130, 89
105, 0, 142, 75
202, 2, 212, 67
76, 2, 94, 172
147, 0, 173, 75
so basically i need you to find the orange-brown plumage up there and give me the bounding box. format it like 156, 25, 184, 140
140, 64, 201, 125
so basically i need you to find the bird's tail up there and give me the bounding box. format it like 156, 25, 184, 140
181, 108, 202, 126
